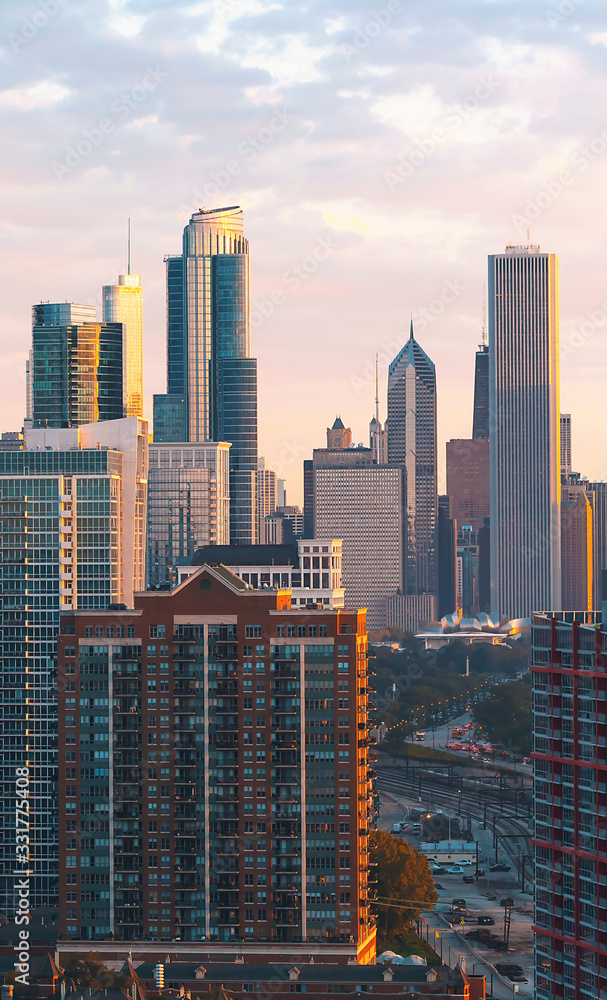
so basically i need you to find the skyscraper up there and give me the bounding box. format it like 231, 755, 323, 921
32, 305, 123, 428
56, 567, 375, 961
102, 232, 143, 418
560, 413, 572, 478
146, 441, 231, 586
489, 245, 561, 619
446, 437, 490, 532
472, 344, 489, 440
154, 207, 258, 544
0, 417, 147, 917
387, 321, 437, 597
561, 486, 593, 612
532, 611, 607, 1000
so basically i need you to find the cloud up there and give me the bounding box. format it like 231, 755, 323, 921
1, 0, 607, 498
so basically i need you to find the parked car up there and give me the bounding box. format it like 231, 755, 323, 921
431, 866, 447, 875
452, 898, 467, 907
463, 875, 475, 884
459, 859, 473, 866
490, 863, 511, 872
434, 882, 444, 890
448, 865, 464, 874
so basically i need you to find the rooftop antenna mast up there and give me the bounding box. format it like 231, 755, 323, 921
375, 354, 380, 464
481, 282, 487, 349
128, 218, 131, 276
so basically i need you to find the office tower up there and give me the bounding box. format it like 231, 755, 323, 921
146, 442, 231, 586
262, 505, 304, 544
446, 438, 490, 532
0, 431, 23, 451
489, 245, 561, 619
155, 207, 258, 545
561, 486, 593, 611
387, 321, 438, 597
584, 482, 607, 609
472, 344, 489, 440
456, 525, 483, 616
257, 457, 278, 534
369, 416, 387, 464
102, 238, 143, 418
477, 516, 491, 613
56, 566, 375, 963
303, 429, 374, 543
32, 303, 123, 428
314, 463, 406, 629
532, 612, 607, 1000
560, 414, 572, 478
0, 417, 147, 917
327, 417, 352, 450
383, 593, 436, 633
437, 495, 457, 617
277, 478, 287, 508
189, 538, 344, 608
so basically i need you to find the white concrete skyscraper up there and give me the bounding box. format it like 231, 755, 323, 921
102, 222, 143, 418
489, 244, 561, 619
387, 321, 438, 598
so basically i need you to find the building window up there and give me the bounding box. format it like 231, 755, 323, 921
246, 625, 262, 638
150, 625, 166, 638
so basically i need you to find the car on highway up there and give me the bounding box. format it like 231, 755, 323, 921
463, 874, 475, 884
489, 863, 512, 872
447, 865, 464, 874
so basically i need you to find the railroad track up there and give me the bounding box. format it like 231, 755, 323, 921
376, 765, 533, 875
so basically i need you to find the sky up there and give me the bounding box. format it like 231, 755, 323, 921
2, 0, 607, 505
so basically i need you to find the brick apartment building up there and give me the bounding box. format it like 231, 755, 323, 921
56, 565, 376, 962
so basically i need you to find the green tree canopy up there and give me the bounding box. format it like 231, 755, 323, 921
370, 830, 438, 938
62, 952, 131, 991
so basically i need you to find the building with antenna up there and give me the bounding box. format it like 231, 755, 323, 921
102, 221, 144, 418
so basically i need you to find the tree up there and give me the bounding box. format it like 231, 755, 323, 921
370, 830, 437, 938
62, 952, 131, 991
474, 678, 532, 756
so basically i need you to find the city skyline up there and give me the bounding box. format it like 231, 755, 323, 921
3, 3, 607, 505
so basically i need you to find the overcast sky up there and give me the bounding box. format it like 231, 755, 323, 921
2, 0, 607, 503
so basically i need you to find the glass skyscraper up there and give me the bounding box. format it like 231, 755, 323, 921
387, 321, 438, 598
0, 417, 148, 916
154, 207, 258, 544
31, 304, 123, 428
489, 244, 561, 619
102, 273, 143, 418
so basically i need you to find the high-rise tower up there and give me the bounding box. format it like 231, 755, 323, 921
102, 223, 143, 418
387, 320, 438, 597
154, 206, 258, 544
489, 244, 561, 619
472, 344, 489, 439
31, 304, 123, 428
